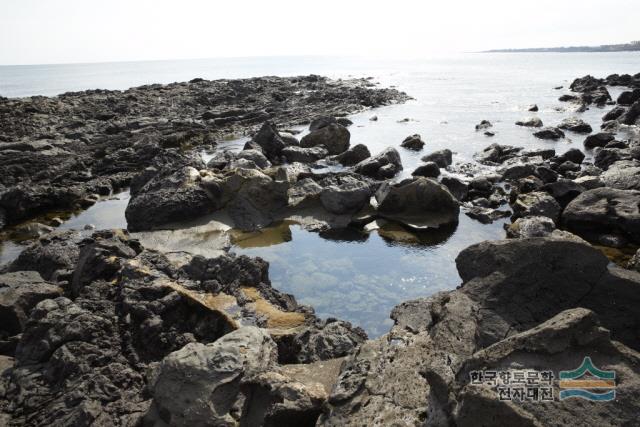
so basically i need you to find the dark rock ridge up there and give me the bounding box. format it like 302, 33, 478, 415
0, 76, 409, 229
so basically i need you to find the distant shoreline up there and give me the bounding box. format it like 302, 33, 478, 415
484, 41, 640, 53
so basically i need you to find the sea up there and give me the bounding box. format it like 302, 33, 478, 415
1, 53, 639, 336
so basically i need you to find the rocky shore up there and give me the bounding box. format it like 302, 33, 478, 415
1, 72, 640, 426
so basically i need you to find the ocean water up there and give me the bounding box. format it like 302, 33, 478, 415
1, 53, 639, 336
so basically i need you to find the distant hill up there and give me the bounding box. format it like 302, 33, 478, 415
485, 40, 640, 53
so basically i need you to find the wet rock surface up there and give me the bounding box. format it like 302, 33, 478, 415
0, 76, 409, 229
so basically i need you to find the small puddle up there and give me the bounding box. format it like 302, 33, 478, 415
0, 191, 131, 266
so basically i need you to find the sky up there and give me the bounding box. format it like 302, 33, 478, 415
0, 0, 638, 65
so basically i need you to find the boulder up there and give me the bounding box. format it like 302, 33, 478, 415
455, 237, 640, 350
282, 146, 329, 163
528, 104, 538, 112
617, 88, 640, 106
618, 100, 640, 125
594, 147, 630, 170
126, 166, 215, 231
455, 308, 640, 427
602, 105, 626, 121
555, 148, 585, 164
569, 74, 602, 92
333, 144, 371, 166
214, 168, 289, 231
558, 117, 592, 134
252, 121, 286, 162
319, 175, 375, 215
475, 120, 492, 130
464, 206, 510, 224
533, 127, 564, 140
206, 150, 237, 170
321, 237, 640, 426
584, 132, 615, 149
289, 318, 367, 364
574, 175, 604, 190
511, 191, 561, 223
441, 177, 468, 201
474, 143, 522, 165
505, 216, 556, 238
515, 117, 543, 127
522, 148, 555, 159
279, 132, 300, 147
353, 147, 402, 179
412, 162, 440, 178
300, 124, 350, 155
400, 134, 425, 151
421, 149, 452, 168
601, 160, 640, 190
375, 177, 460, 228
559, 94, 580, 102
563, 187, 640, 243
498, 159, 537, 181
236, 149, 271, 169
149, 327, 277, 426
309, 116, 338, 131
9, 231, 83, 281
534, 166, 558, 183
542, 179, 584, 207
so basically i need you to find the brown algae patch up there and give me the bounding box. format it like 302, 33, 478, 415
595, 245, 638, 267
230, 221, 293, 248
161, 279, 240, 328
241, 286, 307, 329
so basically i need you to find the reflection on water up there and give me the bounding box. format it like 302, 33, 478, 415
232, 215, 507, 337
0, 191, 131, 267
59, 191, 130, 230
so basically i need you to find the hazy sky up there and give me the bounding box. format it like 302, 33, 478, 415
1, 0, 638, 65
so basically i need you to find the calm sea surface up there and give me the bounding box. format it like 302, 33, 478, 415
1, 53, 639, 335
